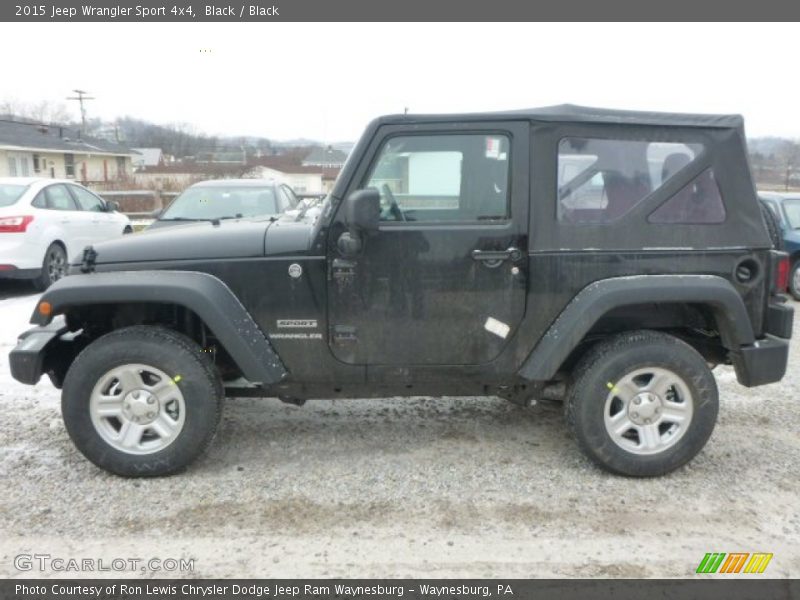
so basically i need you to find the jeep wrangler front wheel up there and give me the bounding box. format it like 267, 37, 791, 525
62, 326, 223, 477
566, 330, 718, 477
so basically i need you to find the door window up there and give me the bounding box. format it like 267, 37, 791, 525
44, 184, 78, 210
364, 134, 511, 222
70, 185, 106, 212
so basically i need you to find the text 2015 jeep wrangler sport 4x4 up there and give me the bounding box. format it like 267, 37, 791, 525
10, 105, 794, 477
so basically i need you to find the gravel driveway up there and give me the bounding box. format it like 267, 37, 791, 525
1, 285, 798, 578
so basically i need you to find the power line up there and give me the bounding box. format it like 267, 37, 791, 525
66, 89, 94, 135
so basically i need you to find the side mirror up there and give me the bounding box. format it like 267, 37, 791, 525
344, 188, 380, 234
337, 188, 380, 256
106, 199, 120, 212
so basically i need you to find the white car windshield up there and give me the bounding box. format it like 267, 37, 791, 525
160, 186, 279, 220
0, 184, 28, 207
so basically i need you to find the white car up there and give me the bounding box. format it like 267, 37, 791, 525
0, 178, 132, 290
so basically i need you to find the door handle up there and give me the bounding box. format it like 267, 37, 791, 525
471, 247, 523, 263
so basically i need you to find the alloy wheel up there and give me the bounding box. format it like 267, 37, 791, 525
603, 366, 694, 455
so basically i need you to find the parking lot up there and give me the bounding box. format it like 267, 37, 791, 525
0, 282, 798, 578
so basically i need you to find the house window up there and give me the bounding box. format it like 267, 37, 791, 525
7, 154, 31, 177
64, 154, 75, 178
33, 154, 41, 173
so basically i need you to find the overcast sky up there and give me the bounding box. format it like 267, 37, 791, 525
1, 22, 797, 142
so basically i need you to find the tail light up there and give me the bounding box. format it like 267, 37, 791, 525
776, 255, 790, 292
0, 215, 34, 233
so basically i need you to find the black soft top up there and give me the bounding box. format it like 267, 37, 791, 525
379, 104, 743, 130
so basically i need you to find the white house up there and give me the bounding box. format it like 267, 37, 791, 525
0, 119, 138, 183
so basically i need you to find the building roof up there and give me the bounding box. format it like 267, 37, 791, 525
189, 178, 280, 188
249, 156, 326, 174
0, 119, 138, 156
131, 148, 163, 166
379, 104, 744, 129
302, 146, 349, 165
137, 156, 340, 179
136, 163, 249, 176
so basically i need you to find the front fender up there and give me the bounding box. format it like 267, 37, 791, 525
30, 270, 286, 385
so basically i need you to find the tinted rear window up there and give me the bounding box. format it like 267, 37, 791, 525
0, 184, 28, 207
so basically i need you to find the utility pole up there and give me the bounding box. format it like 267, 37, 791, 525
66, 89, 94, 136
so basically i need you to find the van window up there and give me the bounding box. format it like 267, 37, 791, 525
558, 138, 703, 223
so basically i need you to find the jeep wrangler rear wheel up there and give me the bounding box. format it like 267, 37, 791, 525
62, 326, 223, 477
566, 330, 718, 477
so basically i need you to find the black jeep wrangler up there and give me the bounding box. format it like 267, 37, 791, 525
9, 105, 794, 478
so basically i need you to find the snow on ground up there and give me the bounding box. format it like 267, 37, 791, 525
0, 283, 798, 578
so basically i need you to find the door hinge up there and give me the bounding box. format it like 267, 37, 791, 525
331, 258, 356, 281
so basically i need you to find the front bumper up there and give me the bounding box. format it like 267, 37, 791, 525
9, 321, 68, 385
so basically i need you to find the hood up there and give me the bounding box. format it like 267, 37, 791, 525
79, 213, 320, 268
81, 218, 276, 266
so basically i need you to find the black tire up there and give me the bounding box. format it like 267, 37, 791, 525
123, 225, 133, 235
61, 326, 223, 477
759, 198, 784, 251
789, 261, 800, 301
565, 330, 718, 477
33, 243, 67, 291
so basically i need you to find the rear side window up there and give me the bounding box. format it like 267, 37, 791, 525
558, 138, 703, 223
648, 168, 725, 224
365, 133, 511, 222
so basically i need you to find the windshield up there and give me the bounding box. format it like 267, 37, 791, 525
784, 199, 800, 229
0, 184, 28, 207
161, 185, 279, 220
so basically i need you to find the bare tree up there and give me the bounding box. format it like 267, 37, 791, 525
0, 97, 71, 124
